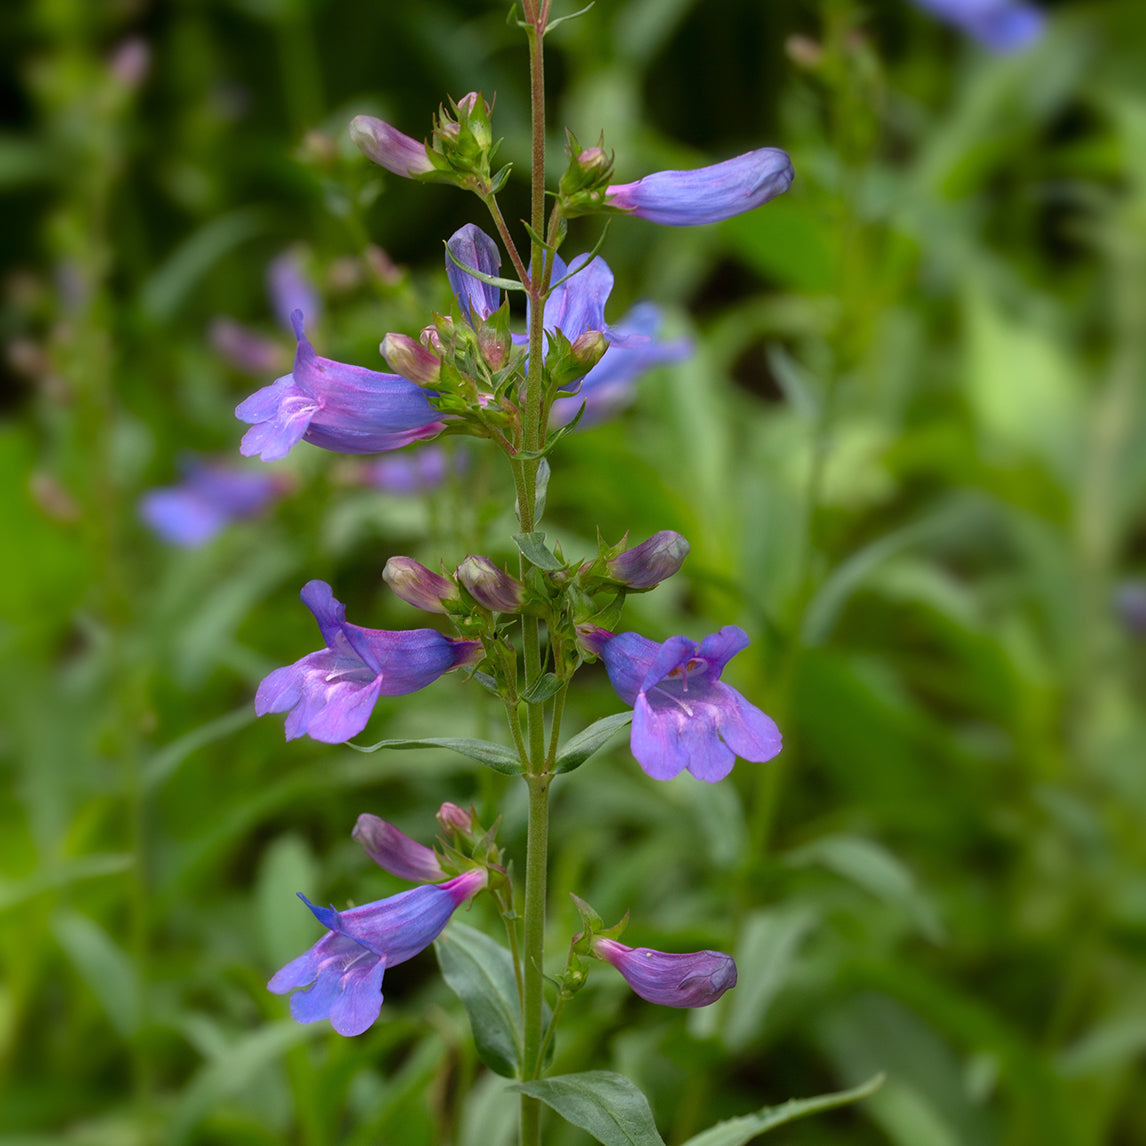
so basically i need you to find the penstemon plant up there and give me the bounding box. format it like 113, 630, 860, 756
241, 2, 881, 1142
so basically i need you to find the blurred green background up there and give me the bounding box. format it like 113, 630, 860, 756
3, 0, 1146, 1143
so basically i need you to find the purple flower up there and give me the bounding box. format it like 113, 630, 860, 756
236, 311, 445, 462
909, 0, 1043, 51
349, 114, 435, 177
267, 249, 321, 332
255, 580, 483, 743
583, 626, 781, 782
352, 813, 445, 882
606, 147, 793, 226
269, 869, 486, 1036
592, 938, 736, 1008
139, 457, 282, 546
445, 224, 502, 323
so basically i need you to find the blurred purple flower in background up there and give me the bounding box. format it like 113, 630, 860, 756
236, 311, 444, 461
909, 0, 1044, 51
363, 447, 460, 495
583, 625, 781, 782
267, 248, 321, 331
606, 147, 793, 226
255, 580, 483, 743
592, 938, 737, 1007
139, 456, 283, 546
268, 869, 486, 1036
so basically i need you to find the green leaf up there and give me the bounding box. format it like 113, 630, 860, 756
786, 834, 945, 943
509, 1071, 665, 1146
348, 736, 522, 775
677, 1073, 885, 1146
140, 207, 270, 321
52, 911, 140, 1038
142, 704, 255, 793
443, 240, 525, 291
522, 672, 563, 703
513, 531, 565, 571
435, 923, 522, 1078
553, 712, 632, 774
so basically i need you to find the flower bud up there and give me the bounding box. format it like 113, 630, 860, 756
591, 938, 737, 1008
571, 330, 608, 370
383, 556, 459, 613
353, 813, 445, 883
350, 114, 435, 177
456, 555, 526, 613
607, 530, 690, 589
436, 802, 474, 835
381, 332, 441, 386
606, 147, 793, 227
478, 325, 512, 371
420, 323, 445, 354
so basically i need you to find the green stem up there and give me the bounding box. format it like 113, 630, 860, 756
518, 10, 550, 1146
520, 772, 551, 1146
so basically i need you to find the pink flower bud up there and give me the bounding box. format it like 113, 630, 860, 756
380, 332, 441, 386
350, 115, 435, 177
352, 813, 445, 883
383, 556, 458, 613
456, 555, 526, 613
436, 802, 474, 834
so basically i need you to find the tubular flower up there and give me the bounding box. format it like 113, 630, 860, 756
255, 580, 483, 743
236, 311, 445, 462
909, 0, 1043, 51
592, 938, 737, 1008
606, 147, 794, 226
583, 626, 781, 782
445, 224, 503, 323
352, 813, 445, 883
349, 114, 435, 177
269, 869, 487, 1036
139, 457, 282, 547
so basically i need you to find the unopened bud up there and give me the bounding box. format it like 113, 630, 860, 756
577, 147, 610, 175
436, 802, 474, 835
350, 114, 435, 177
478, 325, 512, 371
420, 323, 445, 354
381, 332, 441, 385
607, 531, 689, 589
353, 813, 444, 883
571, 329, 608, 370
456, 555, 526, 613
383, 556, 458, 613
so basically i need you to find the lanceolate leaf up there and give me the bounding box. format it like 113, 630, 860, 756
513, 531, 565, 570
554, 712, 633, 774
677, 1073, 885, 1146
509, 1071, 666, 1146
348, 736, 522, 775
435, 923, 523, 1078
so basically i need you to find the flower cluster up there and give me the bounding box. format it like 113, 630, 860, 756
249, 80, 788, 1047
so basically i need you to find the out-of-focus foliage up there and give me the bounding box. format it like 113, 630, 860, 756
2, 0, 1146, 1144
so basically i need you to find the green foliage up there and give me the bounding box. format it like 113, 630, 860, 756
4, 0, 1146, 1144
